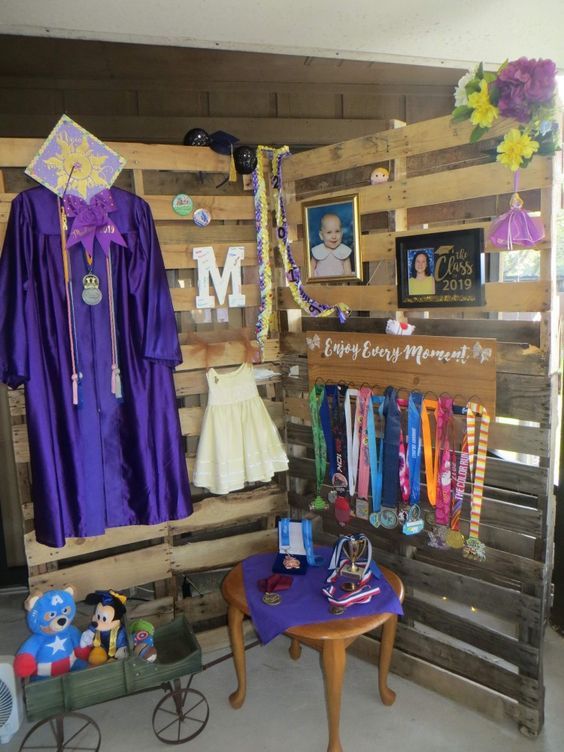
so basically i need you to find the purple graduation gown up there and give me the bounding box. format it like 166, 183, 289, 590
0, 186, 192, 547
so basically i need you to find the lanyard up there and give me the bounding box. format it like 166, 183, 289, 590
463, 402, 490, 561
421, 398, 439, 507
356, 387, 372, 500
309, 384, 328, 510
398, 398, 411, 504
435, 395, 454, 526
367, 395, 385, 516
407, 392, 423, 505
330, 384, 348, 489
382, 386, 400, 508
320, 387, 336, 480
344, 388, 360, 496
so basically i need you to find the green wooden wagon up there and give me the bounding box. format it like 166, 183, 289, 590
18, 615, 209, 751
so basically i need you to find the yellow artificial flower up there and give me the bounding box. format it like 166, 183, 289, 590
496, 128, 540, 171
467, 80, 499, 128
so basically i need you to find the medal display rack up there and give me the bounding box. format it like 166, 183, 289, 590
279, 114, 559, 738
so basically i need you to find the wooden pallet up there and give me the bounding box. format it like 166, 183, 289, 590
0, 137, 288, 629
280, 114, 561, 736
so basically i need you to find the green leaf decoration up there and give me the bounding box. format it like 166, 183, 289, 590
497, 59, 509, 74
470, 125, 489, 143
483, 71, 496, 83
477, 62, 484, 78
452, 105, 473, 122
465, 80, 481, 95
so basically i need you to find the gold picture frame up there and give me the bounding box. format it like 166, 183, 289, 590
302, 194, 362, 282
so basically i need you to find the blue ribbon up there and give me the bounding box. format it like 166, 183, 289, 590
408, 391, 423, 505
367, 396, 385, 513
301, 519, 323, 566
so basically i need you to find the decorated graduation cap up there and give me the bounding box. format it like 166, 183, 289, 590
25, 114, 126, 201
182, 127, 257, 179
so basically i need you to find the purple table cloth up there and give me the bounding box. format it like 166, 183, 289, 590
242, 547, 403, 644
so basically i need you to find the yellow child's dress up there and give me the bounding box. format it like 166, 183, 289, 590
193, 363, 288, 494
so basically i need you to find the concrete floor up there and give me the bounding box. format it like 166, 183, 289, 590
2, 592, 564, 752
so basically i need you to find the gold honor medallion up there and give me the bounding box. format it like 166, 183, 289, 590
330, 605, 345, 615
262, 592, 281, 606
445, 529, 465, 549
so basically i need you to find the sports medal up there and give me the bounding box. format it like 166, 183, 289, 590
262, 592, 281, 606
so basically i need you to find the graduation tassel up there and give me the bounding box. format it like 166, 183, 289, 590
229, 145, 237, 182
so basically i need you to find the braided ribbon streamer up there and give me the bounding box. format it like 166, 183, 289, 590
252, 146, 350, 352
463, 402, 490, 562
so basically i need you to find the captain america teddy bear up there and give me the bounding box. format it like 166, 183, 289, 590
14, 585, 90, 680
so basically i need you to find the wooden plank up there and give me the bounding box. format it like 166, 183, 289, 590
404, 596, 539, 673
163, 242, 257, 270
177, 339, 279, 372
302, 315, 542, 347
169, 485, 287, 534
286, 158, 551, 224
171, 284, 260, 312
283, 114, 520, 180
28, 543, 171, 601
170, 529, 278, 573
181, 590, 228, 625
0, 116, 391, 147
350, 635, 520, 725
307, 331, 497, 417
24, 522, 168, 567
128, 596, 175, 628
278, 281, 550, 314
156, 223, 256, 245
147, 194, 254, 222
394, 622, 529, 700
0, 137, 229, 172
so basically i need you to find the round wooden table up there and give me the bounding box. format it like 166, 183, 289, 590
221, 562, 404, 752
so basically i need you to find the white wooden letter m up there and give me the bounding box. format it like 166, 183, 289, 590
193, 246, 246, 309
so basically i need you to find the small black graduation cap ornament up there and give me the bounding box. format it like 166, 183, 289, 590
182, 128, 257, 183
183, 128, 211, 147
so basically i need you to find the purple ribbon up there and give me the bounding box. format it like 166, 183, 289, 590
63, 189, 126, 256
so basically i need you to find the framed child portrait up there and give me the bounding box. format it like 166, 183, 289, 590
396, 228, 484, 308
302, 194, 362, 282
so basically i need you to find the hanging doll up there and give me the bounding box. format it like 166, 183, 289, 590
80, 590, 129, 666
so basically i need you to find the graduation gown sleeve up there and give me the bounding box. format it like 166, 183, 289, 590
0, 195, 31, 388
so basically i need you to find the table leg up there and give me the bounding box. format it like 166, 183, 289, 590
226, 604, 247, 709
289, 638, 302, 660
321, 639, 346, 752
378, 614, 397, 706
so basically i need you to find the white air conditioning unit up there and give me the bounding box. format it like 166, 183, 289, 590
0, 657, 24, 744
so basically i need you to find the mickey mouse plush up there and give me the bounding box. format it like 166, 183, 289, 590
14, 585, 90, 680
80, 590, 129, 666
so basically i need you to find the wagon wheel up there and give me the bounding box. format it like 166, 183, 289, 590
19, 712, 101, 752
152, 677, 209, 745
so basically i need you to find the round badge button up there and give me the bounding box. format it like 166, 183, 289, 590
193, 208, 211, 227
171, 193, 193, 217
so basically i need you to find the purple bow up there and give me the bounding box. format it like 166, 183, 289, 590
63, 189, 126, 256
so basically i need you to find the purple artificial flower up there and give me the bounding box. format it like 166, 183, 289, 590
496, 57, 557, 122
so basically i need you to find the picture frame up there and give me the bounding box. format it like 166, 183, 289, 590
395, 228, 485, 308
302, 194, 362, 282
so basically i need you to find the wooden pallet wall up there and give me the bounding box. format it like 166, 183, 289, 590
0, 138, 288, 632
280, 114, 561, 736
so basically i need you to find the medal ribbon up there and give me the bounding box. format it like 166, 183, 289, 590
466, 402, 490, 540
309, 384, 327, 508
344, 388, 360, 496
367, 396, 385, 513
421, 398, 439, 506
323, 385, 338, 481
451, 431, 469, 533
382, 386, 400, 508
435, 395, 454, 526
330, 384, 348, 489
397, 397, 411, 503
408, 391, 423, 505
356, 387, 372, 500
